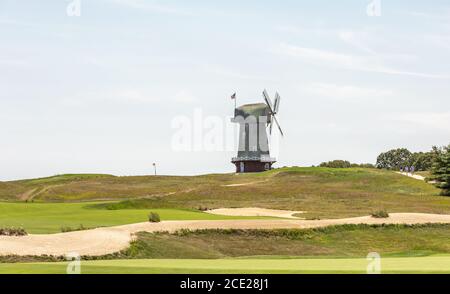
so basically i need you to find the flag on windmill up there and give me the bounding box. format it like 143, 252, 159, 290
231, 92, 237, 110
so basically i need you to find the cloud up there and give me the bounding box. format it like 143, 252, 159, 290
61, 88, 198, 107
105, 0, 193, 16
203, 65, 274, 81
386, 112, 450, 131
406, 10, 450, 20
61, 89, 159, 107
173, 90, 198, 104
0, 59, 29, 67
275, 25, 331, 36
304, 83, 394, 103
338, 31, 378, 55
423, 34, 450, 50
274, 43, 450, 79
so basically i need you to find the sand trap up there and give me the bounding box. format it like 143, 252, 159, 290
1, 213, 450, 257
206, 207, 304, 219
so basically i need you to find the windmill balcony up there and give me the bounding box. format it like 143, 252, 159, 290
231, 156, 276, 163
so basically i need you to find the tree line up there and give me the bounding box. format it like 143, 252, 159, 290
319, 160, 375, 169
376, 145, 449, 196
317, 144, 449, 196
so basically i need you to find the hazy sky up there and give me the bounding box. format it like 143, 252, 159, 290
1, 0, 450, 180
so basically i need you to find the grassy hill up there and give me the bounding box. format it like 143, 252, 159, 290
1, 167, 449, 219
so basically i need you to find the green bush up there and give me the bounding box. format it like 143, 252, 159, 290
148, 212, 161, 223
61, 224, 88, 233
0, 227, 27, 236
371, 210, 389, 218
319, 160, 351, 168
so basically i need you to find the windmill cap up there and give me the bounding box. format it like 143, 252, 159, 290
235, 103, 270, 118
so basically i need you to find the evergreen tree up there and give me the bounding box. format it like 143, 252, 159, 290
431, 145, 450, 196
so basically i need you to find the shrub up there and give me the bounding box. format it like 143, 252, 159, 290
61, 224, 88, 233
0, 227, 27, 236
148, 212, 161, 223
354, 163, 376, 169
319, 160, 351, 168
371, 210, 389, 218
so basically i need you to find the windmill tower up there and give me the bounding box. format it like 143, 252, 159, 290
231, 90, 284, 173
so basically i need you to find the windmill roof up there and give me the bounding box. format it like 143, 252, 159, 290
236, 103, 269, 117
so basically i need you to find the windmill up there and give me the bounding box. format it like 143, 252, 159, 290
231, 90, 284, 173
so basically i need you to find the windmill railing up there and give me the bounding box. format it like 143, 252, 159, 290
231, 156, 276, 163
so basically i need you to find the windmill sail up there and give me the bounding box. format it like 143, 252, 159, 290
262, 89, 274, 113
262, 90, 283, 137
274, 92, 281, 114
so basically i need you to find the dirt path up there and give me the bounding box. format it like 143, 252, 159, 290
397, 172, 426, 181
18, 185, 63, 202
221, 180, 268, 187
1, 213, 450, 257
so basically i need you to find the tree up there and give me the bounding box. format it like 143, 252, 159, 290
376, 148, 412, 170
431, 145, 450, 196
409, 151, 435, 171
319, 160, 351, 168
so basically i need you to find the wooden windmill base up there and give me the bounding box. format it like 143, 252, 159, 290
232, 160, 274, 173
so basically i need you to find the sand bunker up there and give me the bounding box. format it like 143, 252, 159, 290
206, 207, 304, 219
2, 213, 450, 257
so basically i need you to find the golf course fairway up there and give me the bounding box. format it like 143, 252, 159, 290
1, 256, 450, 274
0, 202, 268, 234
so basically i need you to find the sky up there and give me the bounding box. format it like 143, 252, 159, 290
1, 0, 450, 180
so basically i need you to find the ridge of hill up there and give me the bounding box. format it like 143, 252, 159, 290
1, 168, 449, 219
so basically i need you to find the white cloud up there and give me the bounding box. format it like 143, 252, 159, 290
203, 65, 274, 81
304, 83, 393, 103
424, 34, 450, 50
274, 43, 450, 79
61, 89, 159, 107
61, 88, 199, 107
105, 0, 193, 16
386, 112, 450, 131
173, 90, 198, 104
338, 31, 377, 55
0, 59, 29, 67
406, 10, 450, 20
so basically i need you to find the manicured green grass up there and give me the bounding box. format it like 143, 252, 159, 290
98, 224, 450, 260
1, 256, 450, 274
0, 202, 266, 234
2, 167, 450, 219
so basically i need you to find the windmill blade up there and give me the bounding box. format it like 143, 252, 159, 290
269, 118, 273, 135
272, 114, 284, 137
273, 92, 281, 114
262, 89, 274, 113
